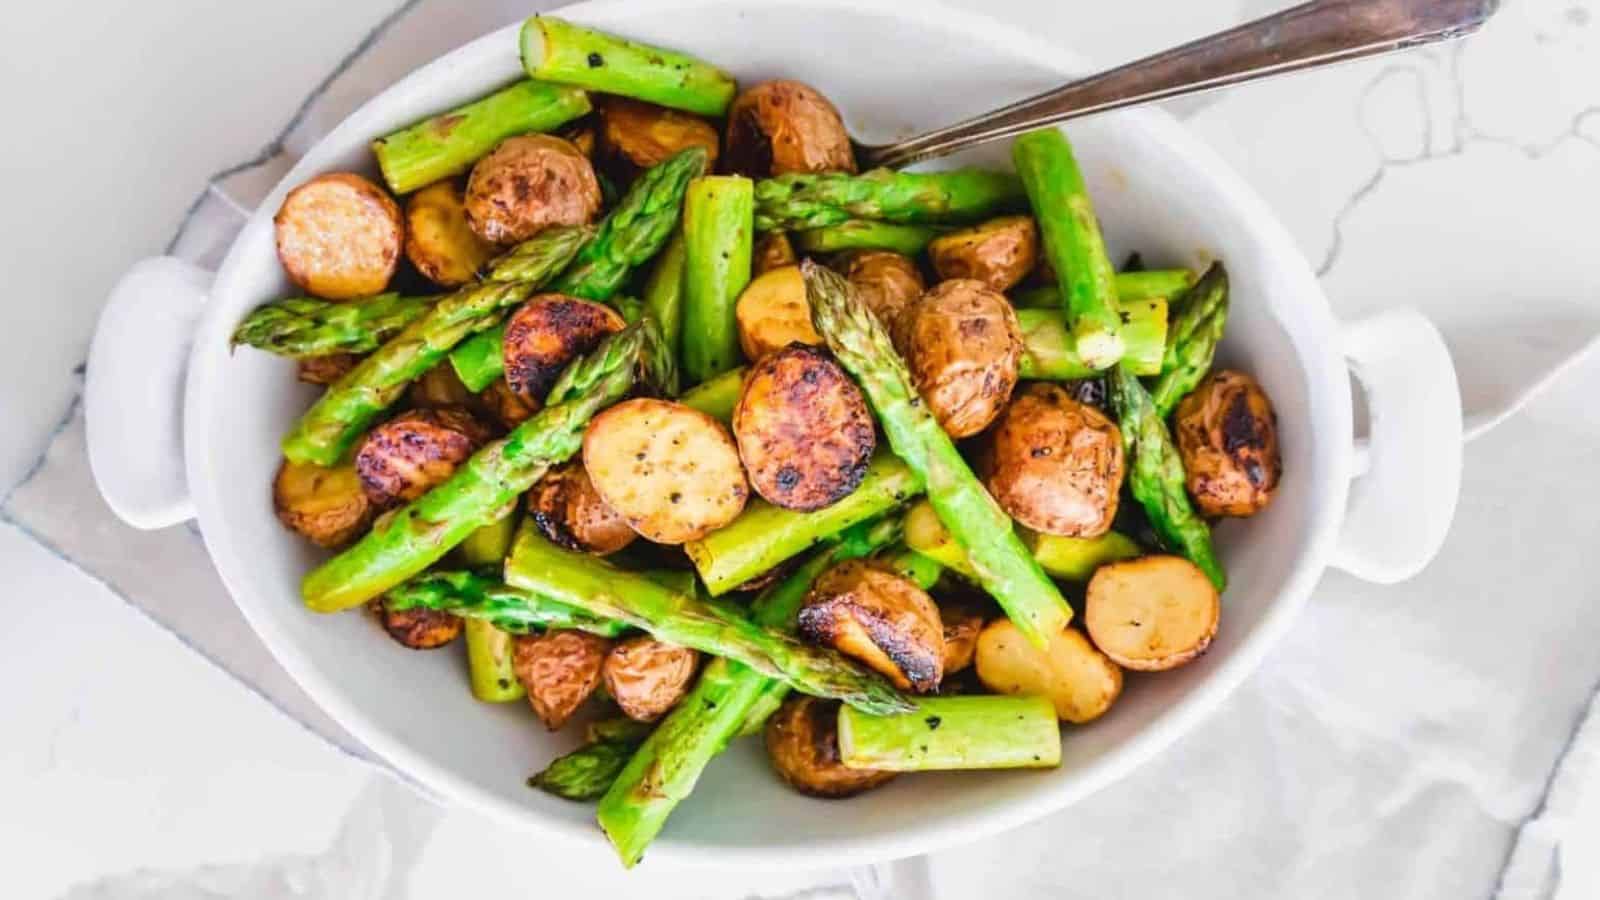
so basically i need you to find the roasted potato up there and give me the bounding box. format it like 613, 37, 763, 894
558, 120, 598, 158
798, 559, 945, 693
512, 630, 611, 730
1085, 555, 1220, 671
272, 459, 372, 548
984, 383, 1124, 537
527, 460, 637, 556
926, 215, 1038, 293
899, 279, 1023, 438
753, 231, 798, 276
503, 295, 627, 404
1173, 369, 1282, 517
464, 134, 602, 245
837, 250, 925, 332
295, 353, 361, 386
376, 602, 462, 649
583, 398, 749, 544
764, 695, 895, 798
725, 80, 856, 177
975, 620, 1123, 723
354, 407, 493, 508
404, 179, 497, 286
601, 636, 701, 722
480, 378, 537, 429
939, 602, 986, 675
734, 265, 822, 361
274, 172, 403, 300
732, 345, 876, 511
408, 360, 478, 410
599, 96, 720, 172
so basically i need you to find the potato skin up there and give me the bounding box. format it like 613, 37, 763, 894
354, 407, 492, 508
927, 215, 1038, 293
512, 630, 611, 730
602, 636, 701, 722
752, 231, 798, 276
735, 265, 822, 361
939, 602, 986, 675
985, 383, 1124, 537
838, 250, 925, 332
764, 695, 895, 798
274, 172, 403, 300
464, 134, 601, 245
798, 559, 945, 693
408, 360, 479, 411
480, 378, 537, 429
376, 602, 462, 649
725, 80, 857, 177
527, 460, 637, 555
272, 459, 372, 548
975, 620, 1122, 724
1085, 556, 1220, 671
733, 345, 876, 512
1174, 370, 1282, 517
599, 96, 720, 172
404, 179, 496, 287
900, 279, 1023, 438
296, 353, 361, 386
502, 295, 626, 405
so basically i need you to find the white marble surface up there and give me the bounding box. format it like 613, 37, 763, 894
3, 0, 1600, 897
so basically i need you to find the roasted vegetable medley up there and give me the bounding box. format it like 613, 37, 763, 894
234, 15, 1283, 868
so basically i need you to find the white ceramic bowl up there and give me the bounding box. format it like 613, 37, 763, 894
87, 0, 1463, 868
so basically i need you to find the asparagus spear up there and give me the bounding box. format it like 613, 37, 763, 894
388, 569, 629, 638
1152, 264, 1229, 418
753, 168, 1025, 231
836, 695, 1061, 771
281, 226, 589, 466
1017, 302, 1167, 380
1012, 129, 1123, 370
231, 293, 436, 358
682, 176, 754, 385
371, 80, 591, 195
1108, 364, 1226, 589
301, 323, 650, 611
453, 513, 524, 703
792, 221, 947, 256
529, 717, 655, 801
520, 17, 737, 117
902, 499, 1139, 582
1012, 269, 1194, 308
676, 366, 744, 422
804, 260, 1073, 649
641, 231, 687, 370
880, 546, 944, 591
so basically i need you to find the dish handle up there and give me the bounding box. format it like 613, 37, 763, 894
86, 257, 211, 529
1328, 308, 1463, 583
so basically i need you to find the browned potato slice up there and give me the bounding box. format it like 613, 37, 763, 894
274, 172, 403, 300
927, 215, 1038, 293
900, 279, 1023, 438
985, 383, 1124, 537
764, 695, 895, 798
502, 295, 627, 404
408, 360, 478, 411
480, 378, 537, 429
404, 179, 497, 287
464, 134, 602, 245
354, 407, 493, 508
939, 602, 986, 675
975, 620, 1123, 723
512, 630, 611, 730
272, 459, 372, 548
732, 345, 875, 511
1174, 370, 1282, 517
601, 636, 701, 722
599, 96, 720, 172
734, 266, 821, 361
583, 398, 749, 544
295, 353, 361, 386
838, 250, 925, 333
559, 121, 598, 158
753, 232, 798, 276
376, 602, 462, 649
798, 559, 945, 693
527, 460, 637, 555
725, 80, 857, 177
1085, 556, 1220, 671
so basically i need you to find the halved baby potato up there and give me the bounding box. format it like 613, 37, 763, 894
735, 265, 821, 361
404, 179, 497, 287
601, 636, 701, 722
926, 215, 1038, 293
599, 95, 720, 172
938, 601, 986, 676
295, 353, 361, 386
503, 295, 627, 405
899, 279, 1023, 438
274, 172, 403, 300
725, 80, 857, 178
764, 695, 895, 798
464, 134, 602, 245
272, 459, 372, 548
1084, 555, 1220, 672
1174, 369, 1282, 518
527, 460, 637, 556
408, 359, 479, 411
512, 629, 611, 730
752, 231, 797, 276
837, 250, 925, 333
798, 559, 945, 693
376, 602, 462, 650
480, 378, 537, 429
975, 620, 1123, 723
354, 407, 493, 509
985, 382, 1125, 538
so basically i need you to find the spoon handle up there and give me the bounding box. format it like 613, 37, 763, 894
860, 0, 1498, 170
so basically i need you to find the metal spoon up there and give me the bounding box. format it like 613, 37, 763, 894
857, 0, 1499, 170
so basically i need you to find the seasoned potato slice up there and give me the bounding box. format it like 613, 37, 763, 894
376, 602, 462, 649
602, 636, 701, 722
503, 295, 627, 404
583, 398, 749, 544
985, 383, 1124, 537
927, 215, 1038, 293
599, 96, 720, 172
798, 559, 945, 693
1174, 370, 1282, 517
765, 695, 895, 798
725, 80, 857, 177
939, 602, 986, 675
732, 345, 875, 511
735, 265, 822, 361
512, 630, 611, 730
752, 231, 798, 276
976, 620, 1123, 723
527, 460, 637, 555
404, 179, 497, 287
272, 459, 372, 548
1085, 556, 1220, 671
900, 279, 1023, 438
274, 172, 403, 300
295, 353, 361, 386
838, 250, 925, 333
354, 407, 492, 508
464, 134, 601, 245
408, 359, 479, 410
480, 378, 537, 429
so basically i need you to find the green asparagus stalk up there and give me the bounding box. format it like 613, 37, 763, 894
282, 226, 589, 466
641, 231, 687, 369
454, 513, 524, 702
879, 546, 944, 591
902, 499, 1139, 582
1012, 129, 1123, 370
1152, 264, 1229, 418
301, 323, 648, 611
448, 327, 507, 392
231, 293, 437, 358
792, 221, 947, 256
1017, 302, 1167, 380
372, 80, 592, 196
529, 717, 655, 801
520, 17, 737, 117
1012, 269, 1194, 308
754, 168, 1025, 232
677, 366, 744, 422
389, 568, 710, 640
1108, 364, 1226, 589
836, 695, 1061, 771
682, 176, 754, 385
804, 260, 1073, 650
